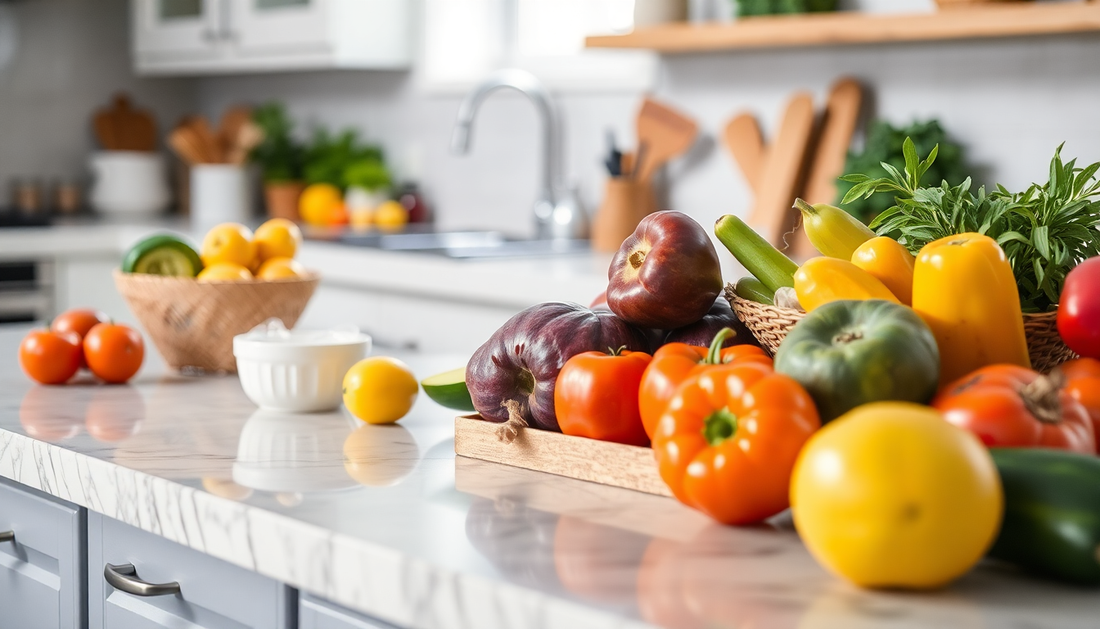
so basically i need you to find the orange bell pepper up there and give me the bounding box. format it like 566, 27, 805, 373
638, 329, 771, 439
851, 236, 916, 305
651, 361, 820, 525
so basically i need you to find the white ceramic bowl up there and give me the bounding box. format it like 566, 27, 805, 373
233, 320, 371, 413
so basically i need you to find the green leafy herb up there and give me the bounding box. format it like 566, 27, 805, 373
250, 102, 304, 183
841, 138, 1100, 312
835, 119, 969, 224
302, 129, 390, 191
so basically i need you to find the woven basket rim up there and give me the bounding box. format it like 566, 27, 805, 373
113, 268, 320, 286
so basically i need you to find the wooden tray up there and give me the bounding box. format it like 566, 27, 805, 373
454, 415, 672, 497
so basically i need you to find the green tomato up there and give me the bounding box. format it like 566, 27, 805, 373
774, 300, 940, 423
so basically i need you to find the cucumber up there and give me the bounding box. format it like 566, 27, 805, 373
989, 447, 1100, 585
733, 276, 775, 305
714, 214, 797, 293
421, 367, 475, 412
123, 234, 203, 277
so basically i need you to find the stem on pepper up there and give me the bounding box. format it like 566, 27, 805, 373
703, 408, 739, 446
705, 328, 735, 364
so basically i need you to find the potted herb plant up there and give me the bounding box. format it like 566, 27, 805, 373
250, 102, 305, 221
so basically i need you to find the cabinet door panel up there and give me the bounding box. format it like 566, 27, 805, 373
229, 0, 332, 54
88, 513, 295, 629
300, 593, 399, 629
132, 0, 223, 57
0, 478, 85, 629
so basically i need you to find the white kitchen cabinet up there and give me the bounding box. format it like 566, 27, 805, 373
300, 592, 399, 629
132, 0, 412, 76
0, 479, 86, 629
297, 284, 516, 354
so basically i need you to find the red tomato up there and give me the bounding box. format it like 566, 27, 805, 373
933, 364, 1096, 454
51, 308, 110, 339
84, 323, 144, 384
51, 308, 109, 368
554, 349, 652, 446
1060, 357, 1100, 453
19, 329, 82, 384
1058, 257, 1100, 360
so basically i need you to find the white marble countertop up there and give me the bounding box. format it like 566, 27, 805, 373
0, 220, 610, 309
1, 327, 1099, 629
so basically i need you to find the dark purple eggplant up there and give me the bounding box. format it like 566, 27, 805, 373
467, 302, 649, 431
662, 297, 759, 349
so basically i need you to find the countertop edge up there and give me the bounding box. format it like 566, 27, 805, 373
0, 428, 653, 629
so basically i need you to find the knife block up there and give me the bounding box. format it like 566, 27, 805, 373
592, 178, 658, 252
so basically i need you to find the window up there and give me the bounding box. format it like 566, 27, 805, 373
422, 0, 657, 92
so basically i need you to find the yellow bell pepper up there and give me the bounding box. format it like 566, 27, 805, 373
794, 257, 901, 312
851, 237, 916, 306
794, 198, 875, 260
912, 233, 1030, 387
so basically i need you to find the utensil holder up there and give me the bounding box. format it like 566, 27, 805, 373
191, 164, 251, 232
592, 178, 658, 253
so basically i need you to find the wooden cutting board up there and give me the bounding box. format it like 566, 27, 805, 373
93, 94, 157, 152
793, 77, 865, 259
635, 98, 698, 183
748, 92, 816, 249
723, 113, 766, 196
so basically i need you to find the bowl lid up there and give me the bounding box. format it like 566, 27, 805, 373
233, 318, 370, 348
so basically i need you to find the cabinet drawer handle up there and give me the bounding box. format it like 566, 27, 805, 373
104, 563, 181, 597
0, 531, 12, 543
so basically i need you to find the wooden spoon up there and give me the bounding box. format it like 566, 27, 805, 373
635, 98, 698, 183
748, 92, 816, 249
723, 113, 766, 196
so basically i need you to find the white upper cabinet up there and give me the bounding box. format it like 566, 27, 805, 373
131, 0, 412, 75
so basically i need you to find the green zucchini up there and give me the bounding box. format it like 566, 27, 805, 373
989, 447, 1100, 585
714, 214, 797, 293
421, 367, 475, 412
733, 276, 775, 305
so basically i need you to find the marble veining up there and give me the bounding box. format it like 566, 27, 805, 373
1, 327, 1099, 629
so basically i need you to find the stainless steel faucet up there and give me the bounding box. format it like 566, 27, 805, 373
451, 69, 587, 241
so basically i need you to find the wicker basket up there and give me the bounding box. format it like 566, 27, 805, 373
934, 0, 1032, 8
725, 285, 1077, 374
115, 270, 319, 373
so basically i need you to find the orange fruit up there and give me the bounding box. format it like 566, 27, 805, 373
197, 262, 253, 282
299, 183, 345, 226
253, 218, 302, 262
201, 223, 256, 269
373, 200, 408, 232
256, 257, 305, 280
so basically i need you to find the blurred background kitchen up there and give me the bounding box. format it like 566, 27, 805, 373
1, 0, 1098, 349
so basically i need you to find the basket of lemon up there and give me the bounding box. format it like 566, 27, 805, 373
115, 219, 318, 373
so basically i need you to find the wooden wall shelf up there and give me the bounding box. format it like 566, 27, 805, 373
585, 2, 1100, 53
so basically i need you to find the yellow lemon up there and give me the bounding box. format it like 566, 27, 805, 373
299, 183, 345, 226
197, 262, 253, 282
201, 223, 256, 269
253, 218, 302, 262
373, 200, 408, 232
342, 357, 418, 424
256, 257, 306, 280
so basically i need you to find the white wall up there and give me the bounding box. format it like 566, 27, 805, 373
195, 20, 1100, 241
0, 0, 197, 199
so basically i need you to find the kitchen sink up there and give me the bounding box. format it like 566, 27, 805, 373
338, 230, 591, 259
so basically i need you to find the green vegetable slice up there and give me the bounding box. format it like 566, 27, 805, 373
123, 234, 203, 277
421, 367, 475, 412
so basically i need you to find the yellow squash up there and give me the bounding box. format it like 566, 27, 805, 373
794, 257, 900, 312
794, 198, 875, 259
851, 236, 916, 305
912, 233, 1030, 387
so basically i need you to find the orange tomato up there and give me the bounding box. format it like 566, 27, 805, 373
19, 329, 82, 384
638, 330, 771, 439
933, 364, 1095, 454
1060, 357, 1100, 452
51, 308, 109, 368
84, 323, 144, 384
652, 361, 820, 525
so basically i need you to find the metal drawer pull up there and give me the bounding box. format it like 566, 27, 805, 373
104, 563, 181, 597
0, 531, 12, 543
